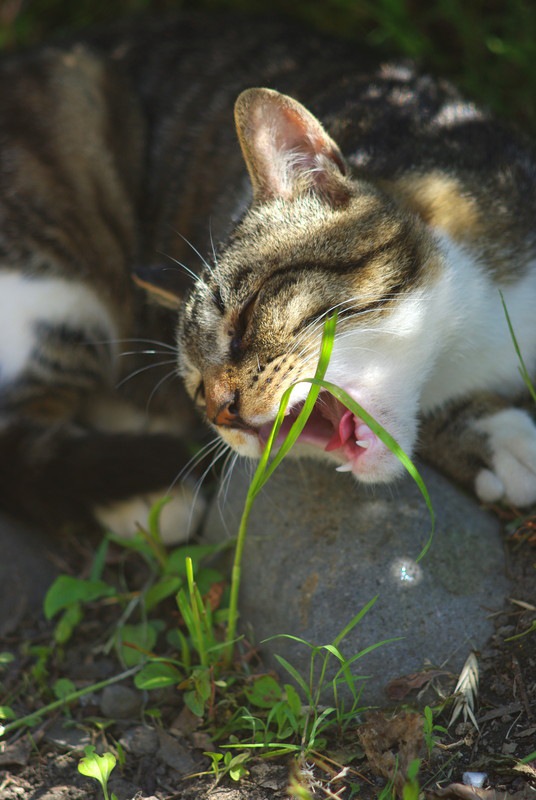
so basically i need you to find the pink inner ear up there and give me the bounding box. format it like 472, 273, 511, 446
245, 91, 347, 201
250, 103, 319, 196
278, 107, 320, 159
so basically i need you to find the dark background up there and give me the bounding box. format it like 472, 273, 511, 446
0, 0, 535, 132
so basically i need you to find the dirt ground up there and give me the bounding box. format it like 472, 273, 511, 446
0, 512, 535, 800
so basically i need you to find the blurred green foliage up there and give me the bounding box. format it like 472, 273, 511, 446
0, 0, 535, 132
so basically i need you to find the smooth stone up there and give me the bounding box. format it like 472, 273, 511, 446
120, 725, 159, 756
44, 719, 92, 750
156, 729, 197, 774
99, 684, 142, 719
0, 512, 59, 635
204, 459, 510, 706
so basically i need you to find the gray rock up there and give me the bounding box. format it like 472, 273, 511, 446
204, 459, 510, 706
156, 729, 196, 774
44, 719, 91, 750
120, 725, 159, 756
0, 512, 59, 635
99, 684, 142, 719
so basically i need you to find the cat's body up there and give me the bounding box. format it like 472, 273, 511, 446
2, 13, 536, 538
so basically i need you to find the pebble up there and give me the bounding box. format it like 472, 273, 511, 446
99, 684, 142, 719
119, 725, 159, 756
44, 720, 91, 751
157, 729, 196, 775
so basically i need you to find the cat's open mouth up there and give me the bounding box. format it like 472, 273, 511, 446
258, 392, 375, 471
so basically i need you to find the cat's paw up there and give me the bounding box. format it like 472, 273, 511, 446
94, 483, 205, 544
473, 408, 536, 506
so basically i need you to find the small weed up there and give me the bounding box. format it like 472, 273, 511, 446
77, 745, 118, 800
402, 757, 421, 800
201, 749, 251, 783
422, 705, 447, 756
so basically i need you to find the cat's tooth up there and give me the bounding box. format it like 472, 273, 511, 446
335, 462, 354, 472
356, 440, 370, 448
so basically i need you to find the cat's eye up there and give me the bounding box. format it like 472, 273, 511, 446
239, 292, 258, 330
230, 291, 259, 357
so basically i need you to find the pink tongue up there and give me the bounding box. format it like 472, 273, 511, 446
325, 409, 355, 452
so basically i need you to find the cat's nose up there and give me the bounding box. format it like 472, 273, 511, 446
206, 383, 253, 432
213, 392, 240, 427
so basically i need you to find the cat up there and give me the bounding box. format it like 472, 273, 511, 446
1, 12, 536, 543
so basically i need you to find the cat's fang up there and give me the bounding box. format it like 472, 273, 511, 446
356, 439, 370, 448
335, 462, 354, 472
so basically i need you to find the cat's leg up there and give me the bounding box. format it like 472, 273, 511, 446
418, 393, 536, 506
0, 273, 199, 543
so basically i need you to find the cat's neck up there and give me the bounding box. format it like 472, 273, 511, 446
420, 231, 536, 411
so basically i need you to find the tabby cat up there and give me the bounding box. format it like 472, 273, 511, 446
2, 13, 536, 541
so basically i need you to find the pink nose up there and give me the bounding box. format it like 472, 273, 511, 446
213, 400, 240, 428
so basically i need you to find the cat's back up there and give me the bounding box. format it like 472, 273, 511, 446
93, 12, 536, 273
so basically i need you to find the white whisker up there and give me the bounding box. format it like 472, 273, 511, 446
174, 435, 225, 484
158, 251, 206, 286
209, 218, 219, 270
187, 442, 230, 515
93, 337, 178, 353
174, 230, 215, 278
145, 368, 180, 412
116, 359, 177, 389
119, 349, 175, 357
218, 450, 240, 508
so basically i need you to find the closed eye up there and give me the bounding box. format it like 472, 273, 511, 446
230, 291, 259, 358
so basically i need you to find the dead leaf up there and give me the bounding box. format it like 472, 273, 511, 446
358, 710, 424, 797
204, 580, 225, 612
386, 669, 450, 700
513, 760, 536, 779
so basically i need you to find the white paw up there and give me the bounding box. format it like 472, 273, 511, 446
474, 409, 536, 506
94, 483, 206, 545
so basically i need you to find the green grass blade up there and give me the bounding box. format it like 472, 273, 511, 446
273, 654, 313, 702
332, 595, 378, 648
500, 291, 536, 404
223, 316, 338, 667
301, 378, 435, 563
262, 633, 315, 649
260, 314, 338, 486
335, 636, 403, 673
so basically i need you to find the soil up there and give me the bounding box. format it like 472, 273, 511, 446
0, 512, 535, 800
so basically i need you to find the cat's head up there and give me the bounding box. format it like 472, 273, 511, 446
177, 88, 448, 483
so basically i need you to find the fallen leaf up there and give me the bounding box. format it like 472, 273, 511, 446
386, 670, 450, 700
513, 760, 536, 779
358, 710, 424, 797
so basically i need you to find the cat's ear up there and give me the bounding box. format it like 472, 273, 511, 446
234, 88, 351, 206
